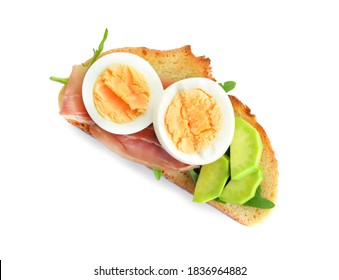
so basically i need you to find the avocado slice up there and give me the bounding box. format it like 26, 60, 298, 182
219, 168, 264, 204
193, 155, 230, 204
230, 118, 263, 180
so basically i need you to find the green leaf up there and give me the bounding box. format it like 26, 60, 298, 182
50, 28, 109, 86
219, 81, 236, 93
87, 28, 109, 68
243, 186, 275, 209
188, 169, 199, 184
214, 197, 226, 204
50, 76, 69, 84
152, 168, 162, 180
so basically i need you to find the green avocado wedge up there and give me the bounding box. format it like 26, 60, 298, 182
193, 155, 230, 204
231, 118, 263, 180
219, 168, 264, 204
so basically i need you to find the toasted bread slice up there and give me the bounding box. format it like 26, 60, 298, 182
62, 45, 278, 226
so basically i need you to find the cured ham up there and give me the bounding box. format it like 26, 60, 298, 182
59, 65, 195, 171
59, 65, 94, 125
90, 124, 196, 171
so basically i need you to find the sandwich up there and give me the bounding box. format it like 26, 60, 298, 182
51, 29, 278, 226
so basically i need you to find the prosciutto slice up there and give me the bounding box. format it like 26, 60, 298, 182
59, 65, 195, 172
90, 124, 195, 171
60, 65, 94, 125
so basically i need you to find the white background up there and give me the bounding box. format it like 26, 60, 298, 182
1, 0, 338, 279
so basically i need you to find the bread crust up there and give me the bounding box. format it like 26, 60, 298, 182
61, 45, 278, 226
85, 45, 214, 81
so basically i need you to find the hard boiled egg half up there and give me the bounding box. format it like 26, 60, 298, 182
153, 78, 235, 165
82, 52, 163, 134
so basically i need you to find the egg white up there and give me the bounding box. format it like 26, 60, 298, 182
82, 52, 164, 135
153, 78, 235, 165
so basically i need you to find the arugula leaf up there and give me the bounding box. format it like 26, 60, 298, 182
87, 28, 109, 68
49, 76, 69, 84
50, 28, 109, 85
152, 168, 162, 180
188, 169, 199, 184
219, 81, 236, 93
214, 197, 226, 204
243, 186, 275, 209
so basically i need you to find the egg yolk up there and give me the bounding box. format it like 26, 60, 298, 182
93, 64, 150, 124
165, 88, 222, 153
